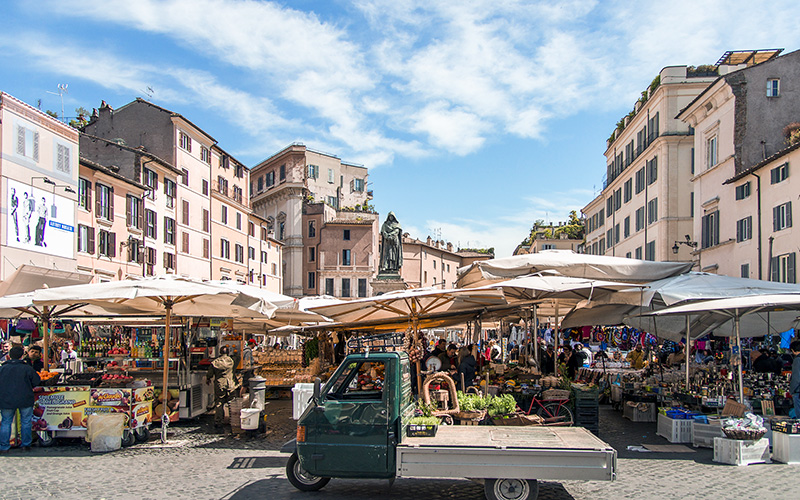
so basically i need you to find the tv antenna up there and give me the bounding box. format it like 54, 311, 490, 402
46, 84, 68, 122
141, 86, 155, 99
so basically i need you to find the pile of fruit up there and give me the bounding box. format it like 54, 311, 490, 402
100, 373, 134, 385
38, 370, 60, 381
108, 347, 129, 356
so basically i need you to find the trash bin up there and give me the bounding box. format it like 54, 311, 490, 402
249, 377, 267, 411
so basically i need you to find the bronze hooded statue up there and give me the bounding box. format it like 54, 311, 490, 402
379, 212, 403, 274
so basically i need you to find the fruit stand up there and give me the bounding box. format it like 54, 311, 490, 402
32, 383, 155, 447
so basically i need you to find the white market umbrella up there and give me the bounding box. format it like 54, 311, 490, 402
205, 281, 328, 328
646, 293, 800, 402
457, 249, 692, 289
29, 275, 278, 442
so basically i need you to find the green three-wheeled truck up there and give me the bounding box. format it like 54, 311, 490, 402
282, 351, 616, 500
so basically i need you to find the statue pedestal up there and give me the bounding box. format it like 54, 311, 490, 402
371, 274, 407, 295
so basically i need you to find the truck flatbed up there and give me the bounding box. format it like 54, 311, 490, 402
397, 426, 616, 482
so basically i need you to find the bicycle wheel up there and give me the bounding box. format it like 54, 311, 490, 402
539, 402, 573, 426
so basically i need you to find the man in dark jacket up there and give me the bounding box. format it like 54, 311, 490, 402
790, 341, 800, 418
206, 346, 240, 429
0, 345, 41, 452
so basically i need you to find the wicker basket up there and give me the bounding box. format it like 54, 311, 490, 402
722, 428, 767, 441
455, 410, 486, 421
542, 389, 570, 400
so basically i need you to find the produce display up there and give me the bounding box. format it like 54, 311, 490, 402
722, 412, 768, 439
254, 348, 320, 386
487, 394, 518, 417
456, 391, 491, 412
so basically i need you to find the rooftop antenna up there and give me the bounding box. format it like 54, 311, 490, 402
46, 84, 68, 122
141, 86, 155, 99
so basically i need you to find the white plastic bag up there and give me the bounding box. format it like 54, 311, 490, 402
86, 414, 125, 453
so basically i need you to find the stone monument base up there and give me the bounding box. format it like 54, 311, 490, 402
371, 274, 407, 295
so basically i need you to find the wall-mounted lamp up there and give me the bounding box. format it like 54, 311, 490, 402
30, 176, 56, 186
672, 234, 698, 254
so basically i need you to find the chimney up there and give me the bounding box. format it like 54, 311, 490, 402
427, 236, 432, 245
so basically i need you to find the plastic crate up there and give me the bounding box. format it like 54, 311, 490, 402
713, 437, 770, 466
771, 419, 800, 434
292, 383, 315, 420
692, 419, 724, 448
571, 384, 599, 401
772, 431, 800, 464
657, 413, 694, 443
623, 402, 657, 422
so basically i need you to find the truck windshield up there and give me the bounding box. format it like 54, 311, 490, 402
326, 360, 385, 400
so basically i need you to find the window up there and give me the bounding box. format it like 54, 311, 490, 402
771, 252, 796, 283
181, 168, 189, 186
261, 226, 267, 241
341, 278, 351, 298
606, 197, 612, 215
164, 178, 176, 208
164, 252, 176, 271
220, 155, 230, 170
202, 179, 209, 195
309, 247, 316, 262
201, 146, 211, 164
647, 198, 658, 224
127, 195, 142, 229
358, 278, 368, 297
221, 205, 228, 224
773, 202, 792, 231
736, 216, 752, 242
635, 206, 645, 231
735, 182, 751, 200
266, 171, 275, 187
701, 211, 720, 248
98, 230, 116, 258
690, 192, 695, 217
706, 136, 718, 168
741, 263, 750, 279
96, 183, 113, 220
145, 247, 157, 275
599, 238, 605, 255
179, 132, 191, 151
606, 229, 613, 248
626, 252, 632, 259
770, 163, 789, 184
308, 221, 316, 238
248, 246, 255, 260
235, 244, 244, 263
635, 246, 643, 260
342, 249, 351, 265
181, 200, 189, 225
145, 209, 157, 238
614, 188, 622, 211
614, 223, 620, 244
236, 212, 242, 230
248, 222, 255, 237
645, 240, 656, 261
308, 164, 319, 179
647, 112, 659, 141
308, 272, 316, 290
143, 168, 158, 190
261, 250, 268, 263
279, 164, 286, 181
343, 229, 351, 240
624, 179, 632, 203
598, 208, 604, 225
635, 167, 645, 194
128, 237, 142, 263
164, 217, 176, 245
220, 239, 230, 259
16, 125, 39, 162
203, 238, 210, 259
182, 232, 190, 253
202, 209, 210, 232
217, 175, 229, 196
353, 178, 365, 192
767, 78, 780, 97
328, 168, 335, 183
646, 156, 657, 185
77, 225, 94, 254
623, 216, 630, 238
257, 176, 264, 192
56, 144, 71, 174
325, 278, 334, 296
78, 178, 92, 211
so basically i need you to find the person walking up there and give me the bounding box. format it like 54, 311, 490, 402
206, 346, 240, 430
0, 345, 41, 453
790, 340, 800, 419
25, 345, 44, 372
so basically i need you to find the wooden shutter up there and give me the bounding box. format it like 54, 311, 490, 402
182, 200, 189, 225
787, 202, 793, 228
771, 168, 777, 184
770, 257, 779, 282
16, 126, 25, 155
95, 184, 102, 216
182, 232, 189, 253
85, 180, 92, 209
108, 187, 114, 221
33, 131, 39, 162
137, 199, 143, 229
109, 232, 116, 258
773, 206, 779, 231
88, 228, 95, 254
126, 196, 132, 226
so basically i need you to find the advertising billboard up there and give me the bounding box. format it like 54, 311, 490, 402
6, 177, 75, 259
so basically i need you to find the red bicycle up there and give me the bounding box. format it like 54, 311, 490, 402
524, 390, 574, 426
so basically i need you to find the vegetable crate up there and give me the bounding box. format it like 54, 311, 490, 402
657, 413, 693, 443
623, 402, 657, 423
772, 431, 800, 464
713, 437, 770, 466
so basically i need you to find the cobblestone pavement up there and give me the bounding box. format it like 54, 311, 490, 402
1, 401, 798, 500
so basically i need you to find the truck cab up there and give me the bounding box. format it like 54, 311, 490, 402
296, 351, 414, 479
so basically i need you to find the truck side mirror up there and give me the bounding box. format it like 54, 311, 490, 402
313, 377, 321, 405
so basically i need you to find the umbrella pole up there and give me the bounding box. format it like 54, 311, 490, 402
686, 316, 691, 390
735, 316, 744, 403
42, 306, 51, 369
554, 300, 560, 377
413, 316, 422, 397
533, 306, 539, 365
161, 301, 173, 443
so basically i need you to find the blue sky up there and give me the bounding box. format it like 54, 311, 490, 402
3, 0, 800, 257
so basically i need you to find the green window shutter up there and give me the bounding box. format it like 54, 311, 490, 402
789, 253, 796, 284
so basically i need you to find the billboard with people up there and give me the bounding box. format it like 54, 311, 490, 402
6, 178, 75, 259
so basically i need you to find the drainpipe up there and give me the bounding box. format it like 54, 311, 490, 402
767, 236, 774, 281
751, 172, 763, 280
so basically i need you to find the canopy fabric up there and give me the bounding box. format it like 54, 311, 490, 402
457, 250, 692, 288
645, 293, 800, 319
204, 281, 327, 326
308, 287, 507, 325
490, 275, 639, 303
0, 265, 93, 297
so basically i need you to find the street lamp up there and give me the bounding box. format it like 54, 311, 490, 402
672, 234, 698, 254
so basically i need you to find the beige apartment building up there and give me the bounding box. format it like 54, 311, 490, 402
583, 65, 720, 263
209, 145, 250, 282
678, 49, 798, 282
247, 213, 283, 291
76, 157, 148, 281
0, 92, 80, 279
250, 144, 372, 297
401, 236, 463, 289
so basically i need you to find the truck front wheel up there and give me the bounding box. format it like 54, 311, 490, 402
484, 478, 539, 500
286, 452, 331, 492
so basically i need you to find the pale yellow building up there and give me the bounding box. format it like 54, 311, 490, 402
247, 213, 283, 292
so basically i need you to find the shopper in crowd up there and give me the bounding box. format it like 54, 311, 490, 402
666, 344, 686, 367
541, 344, 555, 374
578, 343, 593, 367
430, 339, 447, 359
789, 340, 800, 418
0, 340, 12, 363
0, 345, 40, 453
24, 345, 44, 372
457, 345, 477, 390
565, 345, 582, 380
752, 349, 772, 373
626, 345, 645, 370
437, 344, 458, 374
206, 345, 240, 430
60, 342, 77, 368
